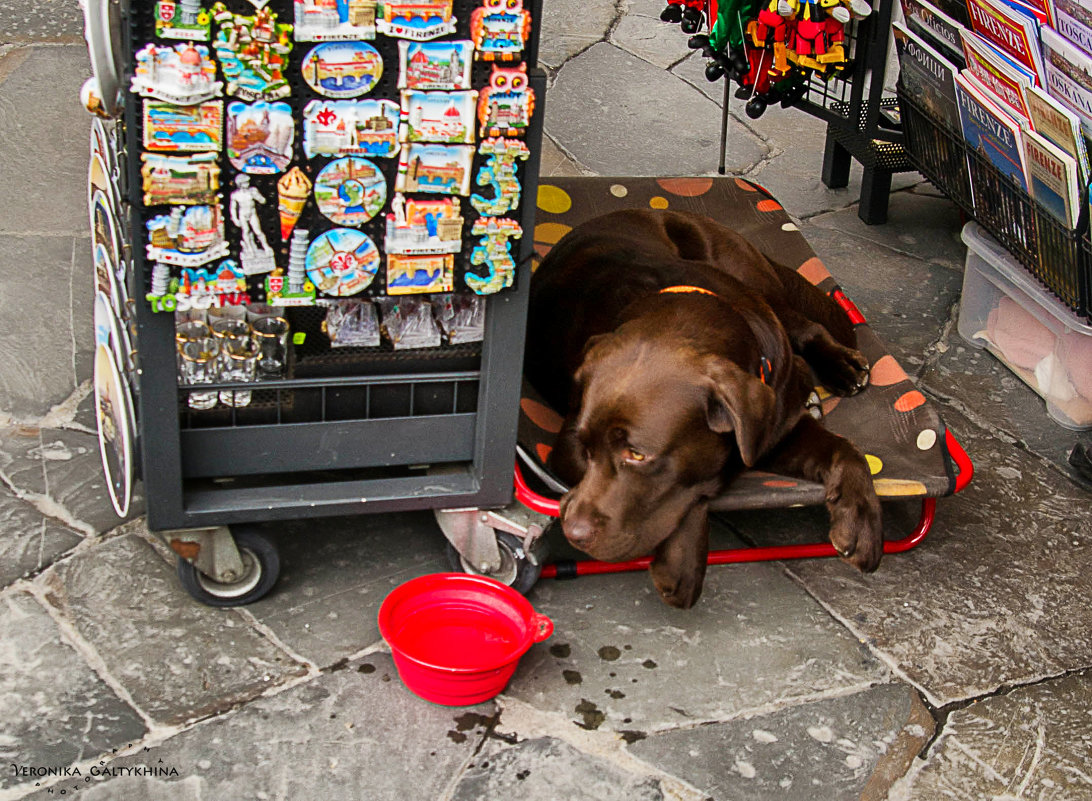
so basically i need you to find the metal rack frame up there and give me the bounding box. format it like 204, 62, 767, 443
122, 0, 547, 532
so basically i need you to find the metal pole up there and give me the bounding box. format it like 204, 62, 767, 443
718, 75, 731, 174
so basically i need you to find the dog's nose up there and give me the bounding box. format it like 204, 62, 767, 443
565, 517, 597, 545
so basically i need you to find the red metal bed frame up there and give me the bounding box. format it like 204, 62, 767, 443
513, 428, 973, 579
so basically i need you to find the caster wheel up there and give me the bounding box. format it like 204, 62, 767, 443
177, 527, 280, 607
445, 530, 546, 596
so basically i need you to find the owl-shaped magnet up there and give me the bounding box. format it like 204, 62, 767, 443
477, 63, 534, 138
469, 0, 531, 61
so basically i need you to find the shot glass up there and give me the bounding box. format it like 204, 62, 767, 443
207, 305, 246, 326
178, 337, 220, 410
175, 319, 211, 347
211, 317, 251, 341
252, 316, 290, 378
219, 337, 259, 407
245, 303, 276, 324
175, 308, 208, 326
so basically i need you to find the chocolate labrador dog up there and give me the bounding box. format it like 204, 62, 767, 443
524, 209, 882, 609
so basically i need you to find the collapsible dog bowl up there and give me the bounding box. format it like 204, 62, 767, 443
378, 573, 553, 706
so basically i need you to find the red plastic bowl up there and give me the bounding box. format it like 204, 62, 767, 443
378, 573, 553, 706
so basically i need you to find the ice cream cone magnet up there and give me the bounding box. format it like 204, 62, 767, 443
278, 166, 313, 240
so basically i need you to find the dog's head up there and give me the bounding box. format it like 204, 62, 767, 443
558, 319, 784, 563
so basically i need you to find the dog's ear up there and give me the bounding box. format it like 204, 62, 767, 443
571, 333, 610, 396
702, 356, 779, 467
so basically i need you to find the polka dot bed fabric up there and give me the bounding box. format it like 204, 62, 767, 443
518, 177, 958, 510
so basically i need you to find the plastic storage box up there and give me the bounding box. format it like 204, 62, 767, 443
959, 222, 1092, 429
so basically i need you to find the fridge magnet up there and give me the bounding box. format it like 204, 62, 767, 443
387, 253, 454, 294
150, 260, 173, 303
470, 0, 531, 61
478, 63, 534, 138
305, 228, 380, 296
301, 41, 383, 98
146, 204, 229, 266
143, 100, 224, 152
226, 100, 295, 173
94, 343, 134, 518
178, 260, 249, 302
267, 228, 317, 305
384, 193, 463, 254
231, 174, 277, 275
395, 143, 474, 195
466, 215, 521, 294
277, 167, 313, 240
397, 40, 473, 90
211, 3, 293, 101
376, 0, 457, 40
470, 136, 529, 215
302, 98, 400, 159
132, 42, 223, 104
399, 89, 478, 144
141, 152, 221, 206
294, 0, 377, 41
314, 156, 387, 226
155, 0, 212, 39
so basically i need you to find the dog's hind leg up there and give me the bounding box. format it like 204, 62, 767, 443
776, 306, 871, 397
759, 415, 883, 572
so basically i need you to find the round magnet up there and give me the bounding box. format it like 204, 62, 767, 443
94, 343, 135, 518
314, 157, 387, 226
302, 42, 383, 98
305, 228, 380, 296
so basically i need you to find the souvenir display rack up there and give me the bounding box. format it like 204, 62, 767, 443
113, 0, 546, 534
898, 86, 1090, 319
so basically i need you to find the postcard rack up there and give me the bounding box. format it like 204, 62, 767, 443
898, 86, 1091, 320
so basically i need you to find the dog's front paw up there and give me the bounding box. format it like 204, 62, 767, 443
816, 344, 871, 397
650, 560, 705, 609
826, 455, 883, 572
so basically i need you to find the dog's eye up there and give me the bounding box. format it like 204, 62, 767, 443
623, 447, 646, 463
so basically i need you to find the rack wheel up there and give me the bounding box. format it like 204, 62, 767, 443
445, 530, 545, 595
177, 527, 280, 607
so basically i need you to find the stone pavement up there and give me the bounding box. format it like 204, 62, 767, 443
2, 1, 1092, 799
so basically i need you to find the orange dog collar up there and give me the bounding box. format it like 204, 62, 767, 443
660, 285, 718, 297
659, 286, 773, 384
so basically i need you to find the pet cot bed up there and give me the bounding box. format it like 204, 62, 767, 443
439, 176, 973, 589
